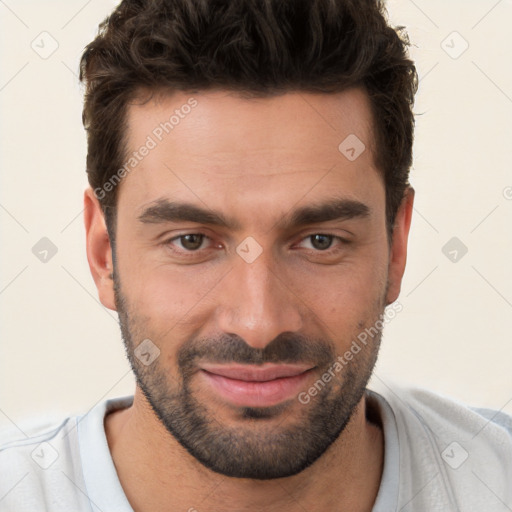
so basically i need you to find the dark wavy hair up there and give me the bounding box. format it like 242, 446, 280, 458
80, 0, 417, 240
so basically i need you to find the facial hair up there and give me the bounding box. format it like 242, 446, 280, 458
113, 271, 386, 480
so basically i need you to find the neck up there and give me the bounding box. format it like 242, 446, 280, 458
105, 387, 384, 512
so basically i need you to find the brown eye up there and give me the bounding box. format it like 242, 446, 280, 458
309, 234, 334, 250
178, 234, 205, 251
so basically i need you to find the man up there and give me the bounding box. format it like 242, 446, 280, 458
1, 0, 511, 510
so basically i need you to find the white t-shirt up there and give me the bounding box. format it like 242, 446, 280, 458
1, 385, 511, 511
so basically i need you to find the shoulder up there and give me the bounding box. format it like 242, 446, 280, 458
380, 385, 512, 438
0, 412, 87, 511
369, 383, 512, 509
0, 414, 76, 466
0, 396, 133, 512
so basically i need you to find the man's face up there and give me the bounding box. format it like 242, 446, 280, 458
99, 88, 405, 479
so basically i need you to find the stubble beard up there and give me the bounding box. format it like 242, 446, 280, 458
113, 272, 386, 480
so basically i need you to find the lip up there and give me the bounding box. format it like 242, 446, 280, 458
199, 363, 314, 408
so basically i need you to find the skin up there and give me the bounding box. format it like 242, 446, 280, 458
84, 87, 414, 512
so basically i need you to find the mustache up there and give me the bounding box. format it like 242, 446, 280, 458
177, 331, 336, 371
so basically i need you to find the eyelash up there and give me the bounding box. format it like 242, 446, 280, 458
162, 233, 350, 258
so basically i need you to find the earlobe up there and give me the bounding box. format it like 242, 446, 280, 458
385, 186, 415, 305
83, 188, 117, 311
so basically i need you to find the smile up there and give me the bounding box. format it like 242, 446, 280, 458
199, 363, 315, 408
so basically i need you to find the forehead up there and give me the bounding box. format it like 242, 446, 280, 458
118, 88, 384, 225
126, 87, 375, 158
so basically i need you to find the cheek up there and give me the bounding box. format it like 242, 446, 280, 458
119, 257, 223, 335
295, 250, 387, 313
308, 267, 388, 350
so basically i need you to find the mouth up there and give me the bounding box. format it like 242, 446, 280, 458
199, 363, 315, 408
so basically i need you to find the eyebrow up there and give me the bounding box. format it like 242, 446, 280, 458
137, 197, 371, 231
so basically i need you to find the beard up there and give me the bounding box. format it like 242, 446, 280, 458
113, 272, 386, 480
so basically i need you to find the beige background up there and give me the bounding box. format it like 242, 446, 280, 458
1, 0, 511, 429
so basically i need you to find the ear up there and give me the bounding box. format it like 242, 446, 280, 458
84, 188, 116, 311
385, 186, 415, 305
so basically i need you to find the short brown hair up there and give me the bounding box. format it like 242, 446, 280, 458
80, 0, 417, 239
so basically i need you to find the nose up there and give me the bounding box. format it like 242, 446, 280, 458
214, 248, 304, 350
